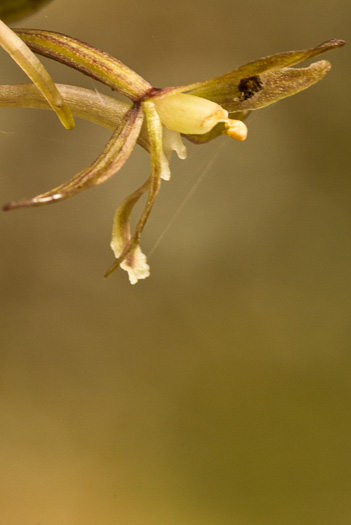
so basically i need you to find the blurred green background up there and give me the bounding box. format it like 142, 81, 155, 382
0, 1, 350, 524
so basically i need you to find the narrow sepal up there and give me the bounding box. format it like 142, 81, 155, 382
0, 21, 74, 129
185, 39, 345, 99
3, 103, 143, 210
193, 61, 333, 113
14, 28, 152, 101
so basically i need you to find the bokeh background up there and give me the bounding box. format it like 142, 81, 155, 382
1, 1, 350, 524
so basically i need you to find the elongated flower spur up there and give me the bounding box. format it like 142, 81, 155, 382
0, 25, 345, 284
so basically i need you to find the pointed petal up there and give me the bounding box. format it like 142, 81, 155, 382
184, 39, 345, 97
154, 40, 345, 102
236, 61, 332, 111
105, 99, 163, 279
14, 28, 152, 101
191, 60, 333, 113
0, 21, 74, 129
3, 103, 143, 211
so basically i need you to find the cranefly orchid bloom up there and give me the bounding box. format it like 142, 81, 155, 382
0, 25, 345, 283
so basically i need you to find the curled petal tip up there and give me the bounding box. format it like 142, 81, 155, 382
121, 247, 150, 284
224, 119, 248, 141
321, 39, 346, 48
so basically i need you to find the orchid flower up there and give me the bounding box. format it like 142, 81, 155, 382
0, 25, 345, 283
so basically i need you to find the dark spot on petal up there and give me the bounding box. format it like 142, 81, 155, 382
238, 75, 263, 101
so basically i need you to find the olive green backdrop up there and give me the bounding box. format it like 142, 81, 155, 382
0, 1, 350, 524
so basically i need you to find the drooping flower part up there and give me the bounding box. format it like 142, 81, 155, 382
0, 22, 74, 129
0, 25, 345, 283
